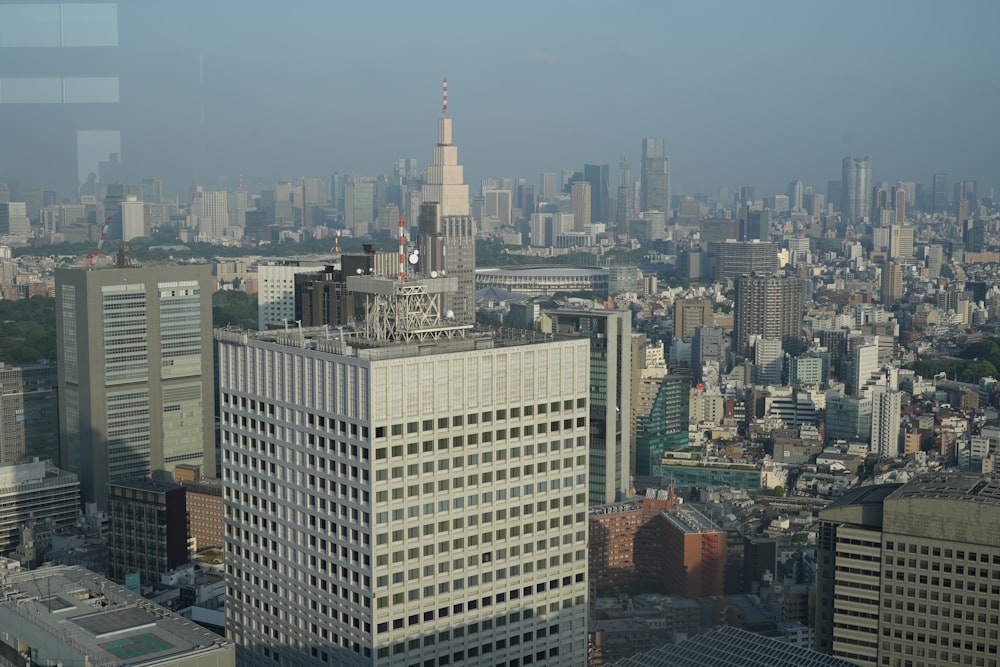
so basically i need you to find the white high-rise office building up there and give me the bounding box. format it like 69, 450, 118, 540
422, 79, 469, 217
192, 187, 229, 240
120, 195, 145, 241
850, 337, 880, 397
219, 277, 590, 666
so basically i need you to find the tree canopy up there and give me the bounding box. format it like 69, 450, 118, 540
0, 296, 57, 364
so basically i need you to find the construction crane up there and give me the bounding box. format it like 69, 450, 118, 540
87, 216, 113, 267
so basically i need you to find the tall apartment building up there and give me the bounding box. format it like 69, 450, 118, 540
571, 181, 591, 231
816, 474, 1000, 666
634, 372, 690, 476
544, 307, 632, 505
218, 276, 591, 666
733, 274, 803, 357
0, 361, 59, 465
55, 264, 215, 508
0, 459, 79, 554
662, 506, 727, 598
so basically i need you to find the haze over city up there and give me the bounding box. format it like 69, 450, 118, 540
2, 0, 999, 196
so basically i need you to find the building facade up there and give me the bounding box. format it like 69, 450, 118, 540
817, 475, 1000, 667
55, 265, 215, 508
0, 361, 59, 465
842, 156, 873, 225
0, 459, 79, 554
733, 274, 803, 357
218, 326, 591, 667
108, 478, 189, 586
544, 308, 632, 505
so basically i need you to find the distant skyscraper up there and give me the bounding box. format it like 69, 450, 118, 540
787, 179, 803, 212
891, 183, 907, 222
733, 274, 803, 357
571, 181, 591, 231
932, 172, 950, 213
344, 178, 376, 232
540, 171, 558, 201
416, 81, 476, 325
584, 163, 610, 223
641, 143, 670, 216
926, 244, 943, 279
191, 187, 228, 240
55, 264, 215, 509
742, 210, 770, 242
421, 79, 470, 217
841, 156, 873, 225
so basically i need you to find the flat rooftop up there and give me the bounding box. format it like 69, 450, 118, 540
892, 473, 1000, 506
0, 565, 232, 667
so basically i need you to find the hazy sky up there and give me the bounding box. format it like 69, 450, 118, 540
3, 0, 999, 199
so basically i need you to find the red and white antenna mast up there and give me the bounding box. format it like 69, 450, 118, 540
87, 215, 113, 267
333, 229, 341, 257
398, 216, 406, 281
442, 77, 448, 116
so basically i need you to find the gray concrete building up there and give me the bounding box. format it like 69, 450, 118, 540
816, 474, 1000, 666
55, 264, 215, 509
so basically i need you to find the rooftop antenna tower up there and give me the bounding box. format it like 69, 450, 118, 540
442, 77, 448, 116
398, 216, 406, 281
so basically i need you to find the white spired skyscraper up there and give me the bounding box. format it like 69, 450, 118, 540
419, 79, 476, 326
219, 274, 591, 667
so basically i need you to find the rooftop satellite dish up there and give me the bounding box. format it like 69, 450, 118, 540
446, 310, 454, 319
430, 270, 438, 278
356, 268, 363, 274
408, 252, 419, 265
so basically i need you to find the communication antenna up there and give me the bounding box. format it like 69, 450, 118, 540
333, 229, 341, 257
87, 215, 114, 267
398, 215, 406, 281
442, 77, 448, 116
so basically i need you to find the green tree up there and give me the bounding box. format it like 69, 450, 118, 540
0, 296, 57, 363
213, 290, 258, 329
772, 485, 785, 498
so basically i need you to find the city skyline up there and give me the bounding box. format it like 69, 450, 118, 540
0, 1, 998, 198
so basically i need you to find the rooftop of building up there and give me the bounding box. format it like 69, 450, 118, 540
0, 459, 77, 488
610, 625, 857, 667
107, 477, 183, 494
182, 478, 222, 496
663, 506, 722, 535
215, 321, 572, 360
476, 265, 608, 277
892, 472, 1000, 506
0, 565, 232, 667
